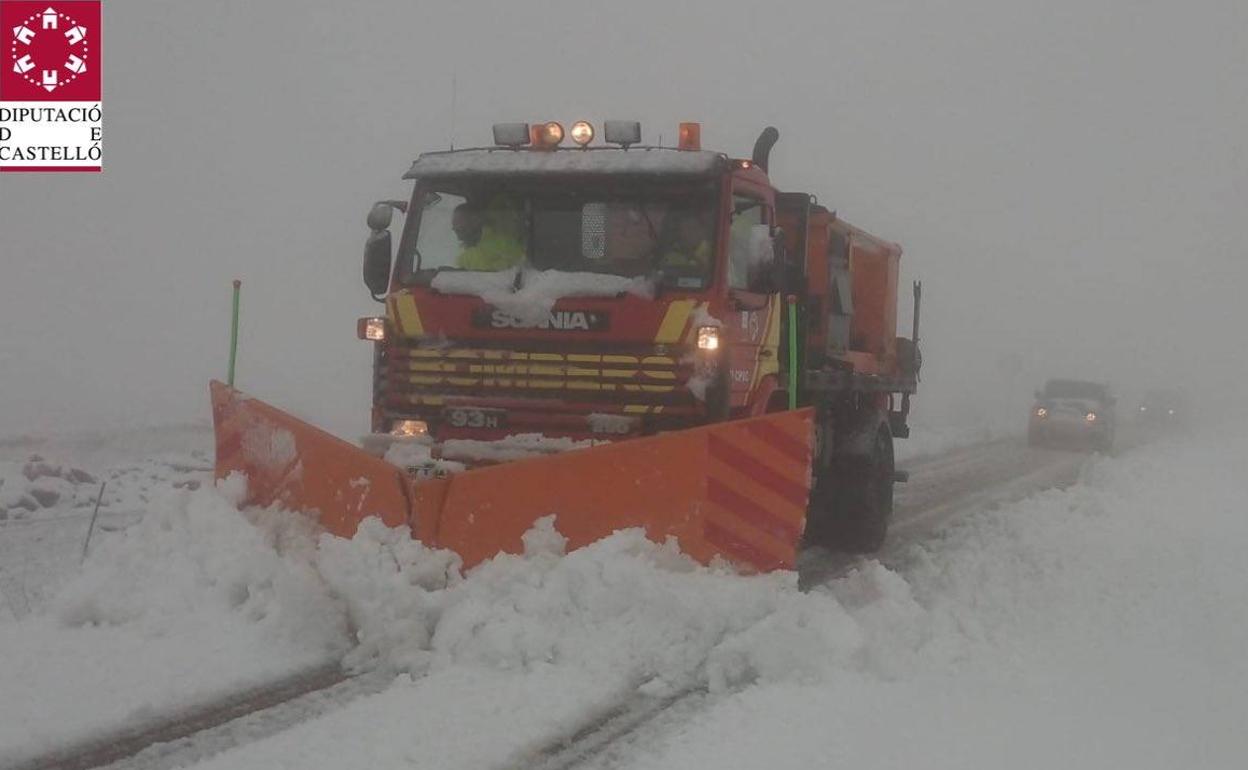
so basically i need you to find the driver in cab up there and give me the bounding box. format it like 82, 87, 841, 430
453, 196, 526, 271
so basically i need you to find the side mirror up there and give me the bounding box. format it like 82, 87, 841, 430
364, 230, 392, 297
367, 202, 394, 232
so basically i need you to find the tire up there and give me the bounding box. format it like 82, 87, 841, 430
833, 426, 895, 553
804, 416, 894, 553
802, 418, 838, 550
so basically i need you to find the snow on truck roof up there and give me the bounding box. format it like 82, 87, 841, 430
404, 147, 728, 180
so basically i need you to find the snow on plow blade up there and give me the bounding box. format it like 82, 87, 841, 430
209, 380, 415, 538
211, 381, 814, 572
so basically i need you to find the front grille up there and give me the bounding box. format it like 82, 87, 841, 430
381, 344, 696, 406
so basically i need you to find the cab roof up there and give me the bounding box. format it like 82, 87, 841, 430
404, 147, 729, 181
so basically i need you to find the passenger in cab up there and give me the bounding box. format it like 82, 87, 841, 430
660, 208, 712, 272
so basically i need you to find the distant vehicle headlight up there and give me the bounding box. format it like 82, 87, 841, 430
1085, 412, 1098, 423
1167, 409, 1175, 416
1139, 406, 1147, 412
1035, 407, 1048, 418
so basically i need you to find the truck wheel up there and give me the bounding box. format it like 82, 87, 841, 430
833, 426, 895, 553
802, 419, 838, 551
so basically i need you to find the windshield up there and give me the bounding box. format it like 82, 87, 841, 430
396, 181, 718, 290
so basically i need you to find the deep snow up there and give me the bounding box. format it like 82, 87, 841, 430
613, 433, 1248, 770
2, 426, 1243, 770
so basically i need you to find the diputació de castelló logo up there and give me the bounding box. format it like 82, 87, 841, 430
1, 1, 102, 172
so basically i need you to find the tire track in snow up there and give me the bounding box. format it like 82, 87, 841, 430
2, 665, 390, 770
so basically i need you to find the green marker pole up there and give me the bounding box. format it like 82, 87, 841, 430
227, 280, 241, 387
786, 295, 798, 410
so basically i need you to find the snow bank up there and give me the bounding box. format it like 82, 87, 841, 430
0, 455, 99, 520
0, 479, 350, 761
1, 466, 856, 763
196, 434, 1248, 770
11, 424, 1244, 769
186, 517, 876, 770
312, 515, 850, 689
432, 267, 652, 326
614, 435, 1248, 770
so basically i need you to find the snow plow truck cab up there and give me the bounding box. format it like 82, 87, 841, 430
211, 120, 921, 573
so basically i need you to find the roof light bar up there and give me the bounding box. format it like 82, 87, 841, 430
533, 121, 564, 148
570, 120, 594, 146
678, 122, 701, 151
603, 120, 642, 147
492, 122, 531, 147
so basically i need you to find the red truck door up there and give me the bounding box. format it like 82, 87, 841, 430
724, 189, 781, 410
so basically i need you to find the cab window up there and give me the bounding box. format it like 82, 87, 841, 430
728, 194, 773, 292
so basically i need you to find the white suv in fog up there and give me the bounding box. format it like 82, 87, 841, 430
1028, 379, 1116, 451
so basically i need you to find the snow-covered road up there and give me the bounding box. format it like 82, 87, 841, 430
4, 424, 1241, 770
598, 431, 1248, 770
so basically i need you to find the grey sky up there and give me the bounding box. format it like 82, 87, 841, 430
2, 0, 1245, 437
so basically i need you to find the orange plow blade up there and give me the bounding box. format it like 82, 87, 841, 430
210, 380, 418, 539
211, 381, 814, 572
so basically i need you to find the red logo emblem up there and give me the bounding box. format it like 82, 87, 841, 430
2, 2, 100, 101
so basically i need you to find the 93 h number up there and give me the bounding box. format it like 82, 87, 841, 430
445, 408, 504, 430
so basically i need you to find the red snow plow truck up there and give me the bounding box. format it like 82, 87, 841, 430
211, 121, 921, 572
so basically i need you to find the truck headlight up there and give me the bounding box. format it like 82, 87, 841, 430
697, 326, 720, 351
358, 316, 386, 341
390, 420, 428, 437
1085, 412, 1097, 423
1035, 407, 1047, 418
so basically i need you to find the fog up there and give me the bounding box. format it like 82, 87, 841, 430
2, 0, 1245, 439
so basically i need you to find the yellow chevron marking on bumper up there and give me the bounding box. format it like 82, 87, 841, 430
655, 299, 696, 344
392, 294, 424, 337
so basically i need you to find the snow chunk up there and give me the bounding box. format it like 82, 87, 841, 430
689, 301, 722, 329
382, 439, 466, 476
240, 424, 297, 472
0, 456, 102, 520
520, 515, 567, 559
439, 433, 598, 464
586, 413, 633, 436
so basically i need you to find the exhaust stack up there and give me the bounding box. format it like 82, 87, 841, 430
752, 126, 780, 172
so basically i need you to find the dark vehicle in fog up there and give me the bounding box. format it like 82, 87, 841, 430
1028, 379, 1116, 451
1137, 388, 1187, 427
